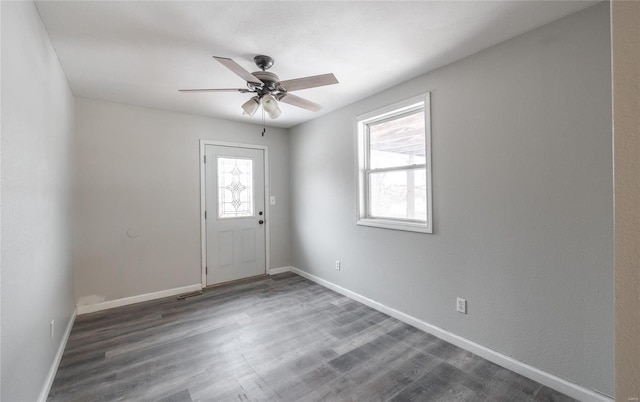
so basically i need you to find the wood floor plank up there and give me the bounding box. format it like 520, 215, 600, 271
48, 273, 577, 402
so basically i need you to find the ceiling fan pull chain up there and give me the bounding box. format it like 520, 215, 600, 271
262, 108, 266, 137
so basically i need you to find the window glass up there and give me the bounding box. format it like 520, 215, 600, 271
369, 110, 426, 169
218, 157, 254, 218
369, 169, 427, 221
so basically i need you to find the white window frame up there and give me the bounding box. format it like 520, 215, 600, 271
355, 93, 433, 234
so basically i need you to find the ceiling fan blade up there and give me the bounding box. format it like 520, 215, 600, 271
278, 93, 322, 112
178, 88, 251, 93
213, 56, 263, 85
279, 73, 338, 92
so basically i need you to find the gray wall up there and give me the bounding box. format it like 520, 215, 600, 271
1, 2, 76, 401
74, 98, 290, 303
289, 3, 613, 396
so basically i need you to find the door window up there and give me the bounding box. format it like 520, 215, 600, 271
217, 157, 254, 218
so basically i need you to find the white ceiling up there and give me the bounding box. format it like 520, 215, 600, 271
35, 1, 599, 129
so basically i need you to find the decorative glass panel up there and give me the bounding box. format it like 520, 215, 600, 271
368, 168, 427, 221
218, 157, 254, 218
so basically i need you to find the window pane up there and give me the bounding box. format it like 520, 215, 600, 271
369, 168, 427, 221
369, 109, 425, 169
218, 157, 254, 218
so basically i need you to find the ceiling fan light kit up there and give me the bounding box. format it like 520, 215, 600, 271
179, 55, 338, 119
241, 96, 260, 117
260, 94, 281, 119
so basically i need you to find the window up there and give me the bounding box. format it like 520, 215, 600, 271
356, 93, 432, 233
218, 157, 254, 218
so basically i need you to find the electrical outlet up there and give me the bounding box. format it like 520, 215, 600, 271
456, 298, 467, 314
335, 260, 341, 270
50, 320, 55, 338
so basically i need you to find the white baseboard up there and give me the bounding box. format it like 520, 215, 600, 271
289, 267, 612, 402
269, 266, 293, 275
77, 284, 202, 315
38, 309, 76, 402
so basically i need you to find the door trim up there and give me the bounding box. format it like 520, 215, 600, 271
199, 139, 270, 288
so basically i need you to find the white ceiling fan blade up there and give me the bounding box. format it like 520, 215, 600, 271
213, 56, 263, 85
178, 88, 251, 93
278, 93, 322, 112
279, 73, 338, 92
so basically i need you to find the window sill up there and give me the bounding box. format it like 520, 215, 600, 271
357, 218, 432, 234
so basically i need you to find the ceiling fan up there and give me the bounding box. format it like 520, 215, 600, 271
179, 55, 339, 119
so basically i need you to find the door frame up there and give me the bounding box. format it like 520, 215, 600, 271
199, 139, 270, 287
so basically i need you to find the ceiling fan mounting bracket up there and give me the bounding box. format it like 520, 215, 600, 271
254, 55, 274, 71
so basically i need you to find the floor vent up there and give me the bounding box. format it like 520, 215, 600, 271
176, 291, 203, 300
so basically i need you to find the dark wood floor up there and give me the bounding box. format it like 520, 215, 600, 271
49, 273, 576, 402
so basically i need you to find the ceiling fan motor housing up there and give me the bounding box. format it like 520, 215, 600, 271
250, 71, 281, 94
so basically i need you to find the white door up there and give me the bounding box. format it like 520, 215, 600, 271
205, 145, 266, 285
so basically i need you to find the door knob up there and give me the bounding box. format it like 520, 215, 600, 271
259, 220, 264, 225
